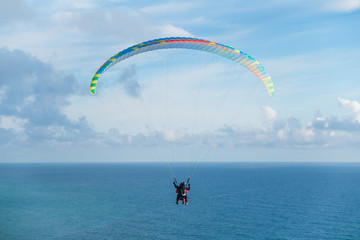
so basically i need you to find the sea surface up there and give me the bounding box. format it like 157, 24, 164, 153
1, 162, 360, 240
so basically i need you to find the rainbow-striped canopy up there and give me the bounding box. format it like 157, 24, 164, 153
90, 37, 274, 96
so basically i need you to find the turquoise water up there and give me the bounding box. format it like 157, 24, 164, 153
1, 163, 360, 239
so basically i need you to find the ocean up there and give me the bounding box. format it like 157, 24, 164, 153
1, 163, 359, 239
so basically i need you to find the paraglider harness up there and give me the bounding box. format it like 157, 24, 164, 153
173, 177, 190, 204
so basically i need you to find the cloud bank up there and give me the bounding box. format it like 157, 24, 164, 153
0, 48, 94, 148
1, 46, 360, 155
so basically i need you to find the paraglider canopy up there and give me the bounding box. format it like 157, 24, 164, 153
90, 37, 274, 96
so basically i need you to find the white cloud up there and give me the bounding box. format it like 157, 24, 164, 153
56, 0, 97, 10
0, 86, 8, 104
262, 106, 277, 121
0, 116, 28, 132
298, 127, 315, 141
140, 2, 199, 15
338, 97, 360, 123
159, 24, 193, 37
161, 129, 187, 142
277, 129, 287, 140
323, 0, 360, 12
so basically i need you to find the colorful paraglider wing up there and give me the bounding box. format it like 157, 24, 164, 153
90, 37, 274, 96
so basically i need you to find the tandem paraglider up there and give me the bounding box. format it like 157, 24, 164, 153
173, 177, 191, 205
90, 37, 274, 204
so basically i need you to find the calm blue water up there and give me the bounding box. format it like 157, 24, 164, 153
1, 163, 360, 239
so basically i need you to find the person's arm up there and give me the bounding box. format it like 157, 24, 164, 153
173, 178, 179, 188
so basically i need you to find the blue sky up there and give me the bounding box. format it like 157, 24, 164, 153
0, 0, 359, 162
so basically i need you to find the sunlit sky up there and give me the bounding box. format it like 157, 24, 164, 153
1, 0, 359, 162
